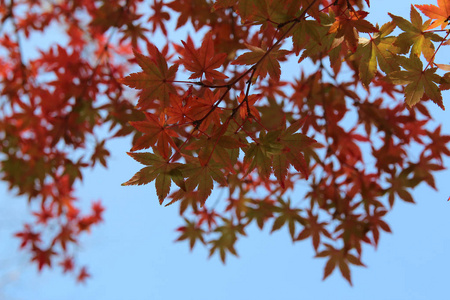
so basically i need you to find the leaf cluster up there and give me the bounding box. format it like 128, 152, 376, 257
1, 0, 450, 285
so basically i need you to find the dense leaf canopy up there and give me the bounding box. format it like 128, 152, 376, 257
0, 0, 449, 284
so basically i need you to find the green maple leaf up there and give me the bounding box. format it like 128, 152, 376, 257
389, 5, 443, 62
236, 0, 291, 25
271, 198, 305, 240
388, 55, 444, 109
183, 159, 228, 205
355, 21, 400, 87
208, 218, 244, 263
188, 132, 244, 172
278, 120, 316, 178
122, 152, 185, 204
176, 218, 206, 250
291, 19, 322, 55
316, 244, 365, 286
295, 12, 336, 63
244, 130, 283, 180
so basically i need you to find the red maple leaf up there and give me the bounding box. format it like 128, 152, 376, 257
148, 0, 170, 35
59, 257, 75, 273
187, 89, 223, 131
237, 92, 261, 120
77, 267, 90, 283
15, 224, 41, 248
178, 33, 228, 82
31, 246, 56, 271
129, 112, 179, 158
91, 200, 105, 222
166, 87, 194, 125
54, 225, 76, 251
120, 47, 178, 109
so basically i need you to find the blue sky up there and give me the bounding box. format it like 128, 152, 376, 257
1, 0, 450, 299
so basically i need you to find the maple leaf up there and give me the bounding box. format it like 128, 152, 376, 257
91, 140, 110, 168
91, 200, 105, 222
178, 33, 228, 82
244, 130, 284, 181
15, 224, 41, 248
122, 151, 186, 204
208, 218, 244, 263
166, 0, 212, 30
121, 48, 178, 109
54, 225, 76, 251
291, 19, 323, 55
148, 0, 170, 35
232, 43, 289, 80
196, 208, 220, 231
187, 89, 223, 131
32, 204, 54, 225
129, 112, 179, 158
59, 257, 75, 273
31, 246, 57, 271
77, 267, 90, 283
237, 92, 261, 120
176, 218, 206, 250
271, 119, 316, 188
187, 129, 243, 172
270, 198, 305, 240
316, 244, 365, 286
297, 211, 331, 251
355, 21, 400, 87
183, 159, 228, 205
77, 216, 97, 232
235, 0, 292, 25
296, 13, 337, 63
389, 6, 443, 62
386, 171, 416, 207
415, 0, 450, 30
245, 198, 276, 229
328, 10, 378, 51
165, 88, 194, 125
296, 0, 323, 21
366, 209, 391, 247
388, 55, 444, 109
425, 125, 450, 162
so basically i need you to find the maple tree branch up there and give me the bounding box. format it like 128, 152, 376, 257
244, 68, 256, 115
424, 30, 450, 70
231, 117, 258, 144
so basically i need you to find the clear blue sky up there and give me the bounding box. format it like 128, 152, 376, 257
1, 1, 450, 299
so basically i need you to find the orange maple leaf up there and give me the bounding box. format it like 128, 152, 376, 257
237, 92, 261, 120
415, 0, 450, 29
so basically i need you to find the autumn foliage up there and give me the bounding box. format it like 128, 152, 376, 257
1, 0, 450, 284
